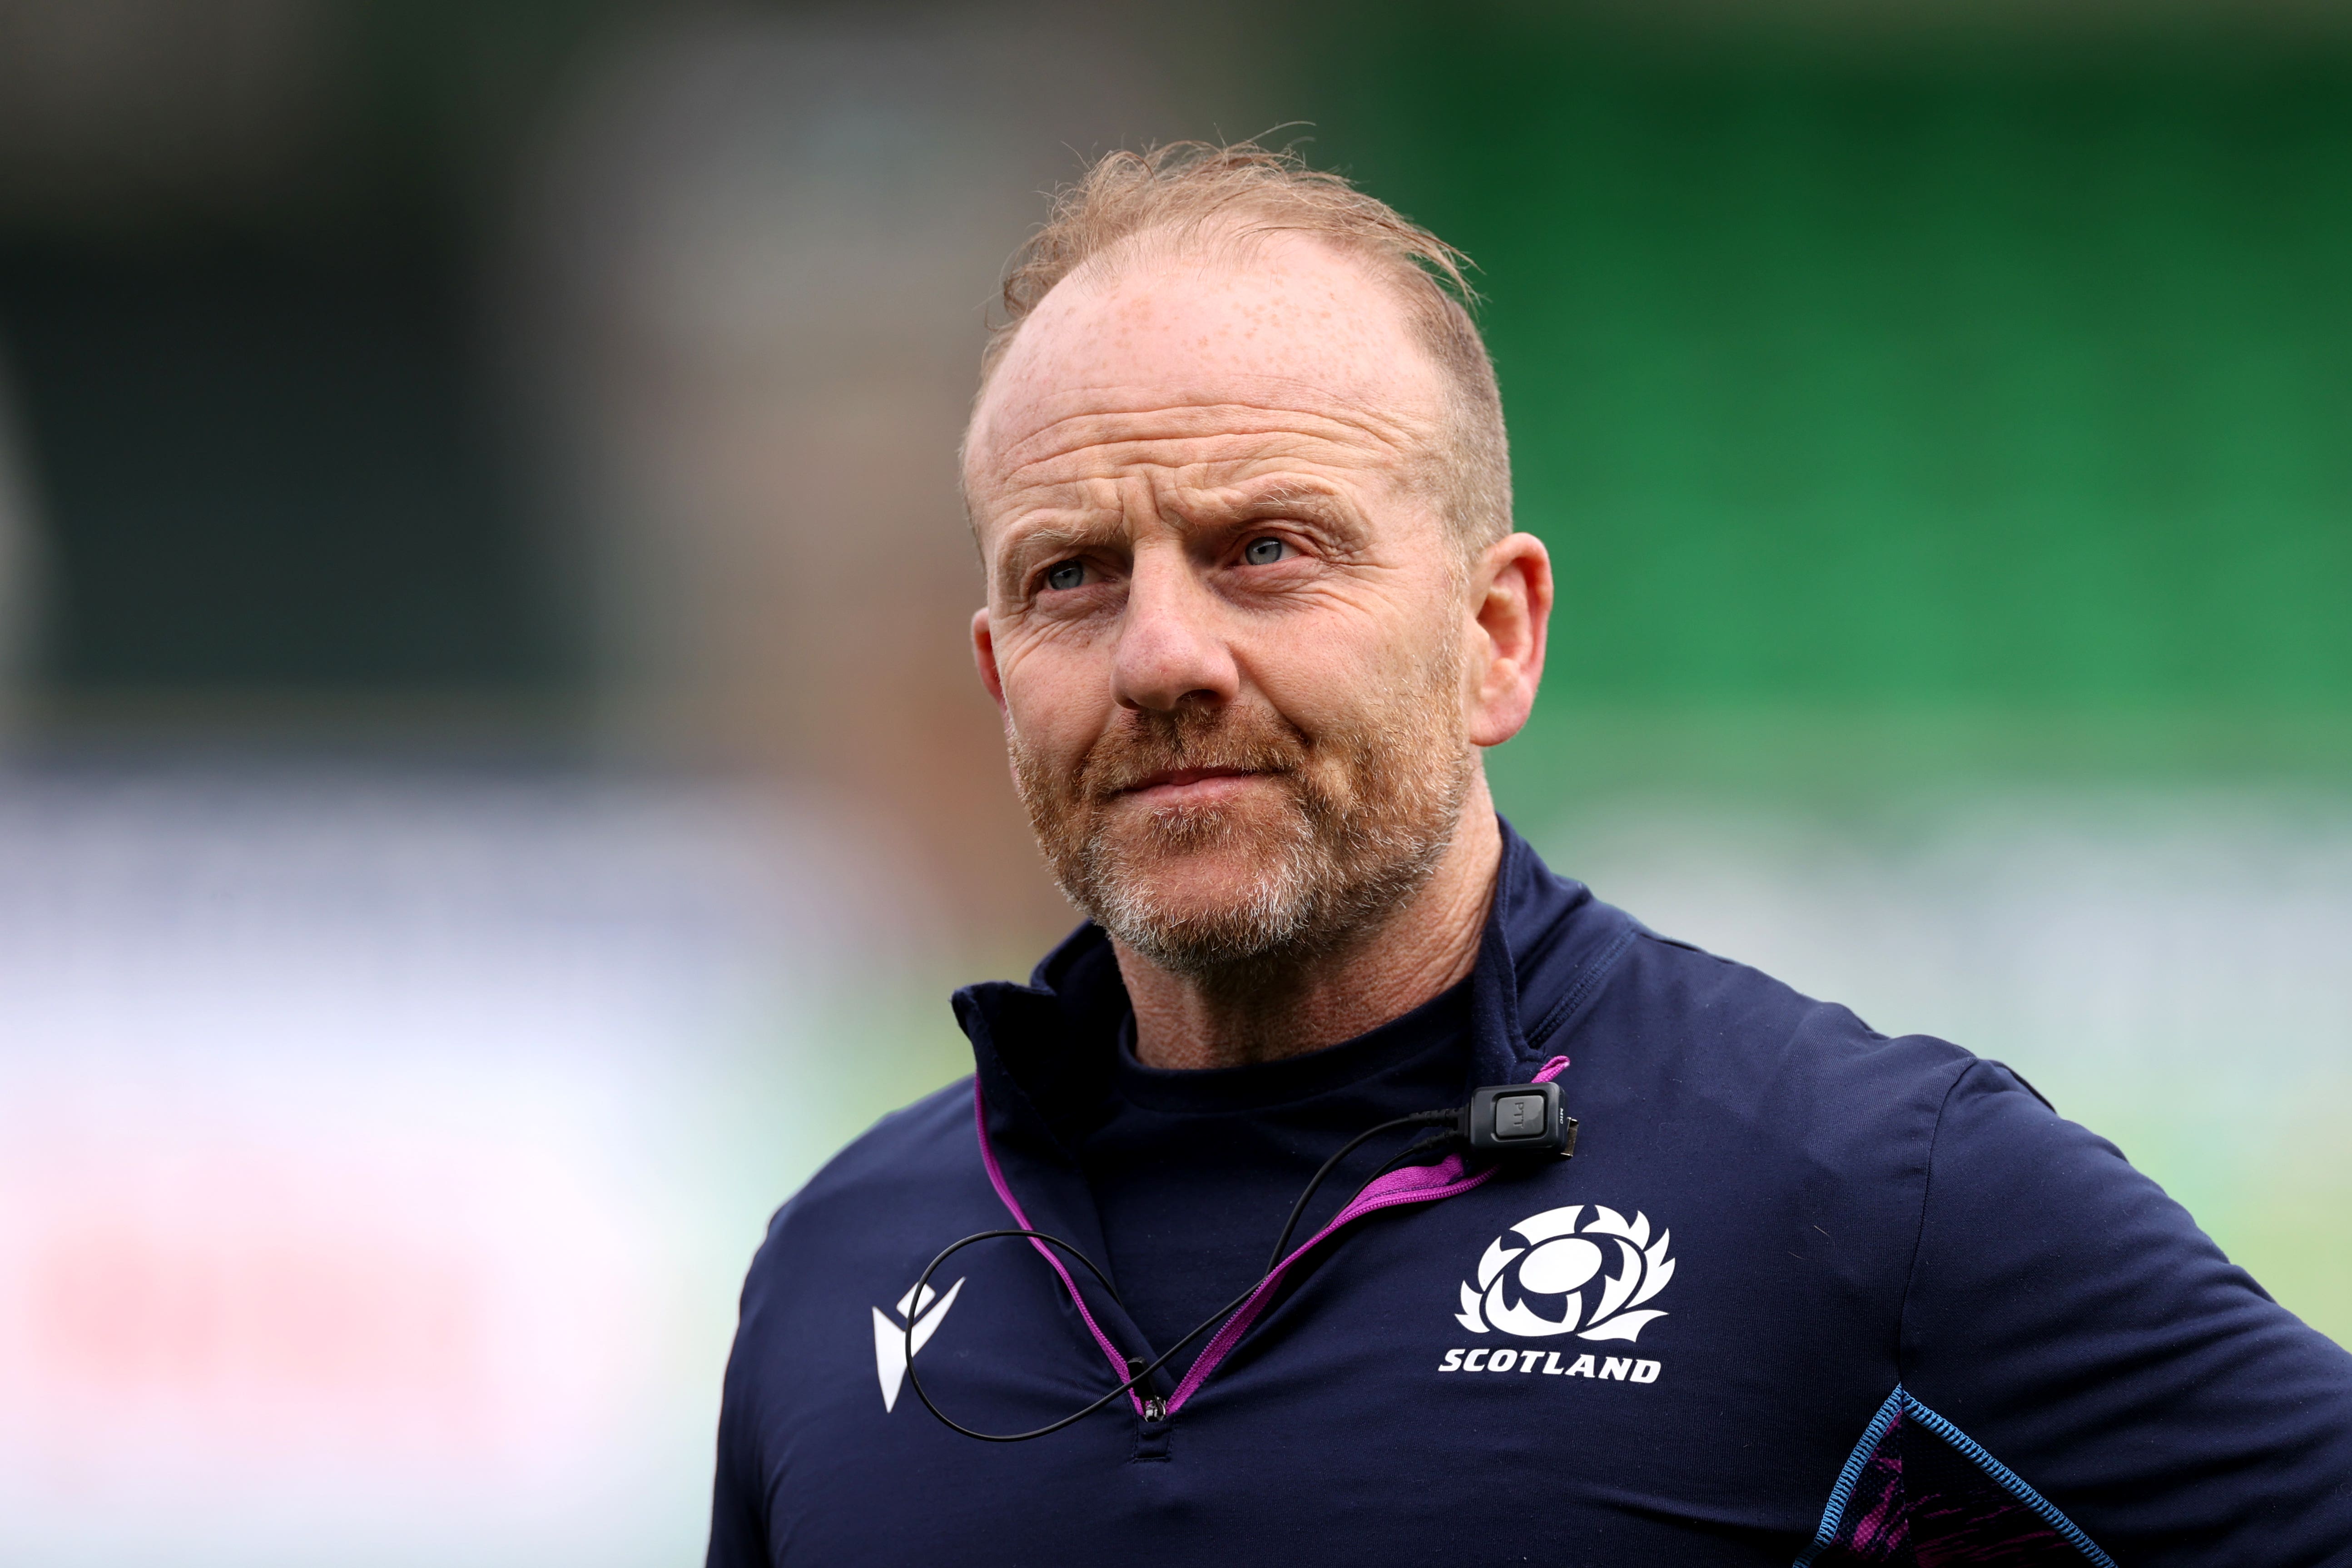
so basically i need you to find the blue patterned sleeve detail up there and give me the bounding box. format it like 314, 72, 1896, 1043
1794, 1391, 1905, 1568
1795, 1386, 2116, 1567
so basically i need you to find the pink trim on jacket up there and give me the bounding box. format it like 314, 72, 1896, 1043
972, 1054, 1570, 1422
971, 1083, 1145, 1414
1164, 1053, 1570, 1413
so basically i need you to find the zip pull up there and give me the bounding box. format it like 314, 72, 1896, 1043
1128, 1359, 1167, 1423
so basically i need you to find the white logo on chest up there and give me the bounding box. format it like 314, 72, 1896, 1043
873, 1277, 963, 1413
1455, 1204, 1674, 1343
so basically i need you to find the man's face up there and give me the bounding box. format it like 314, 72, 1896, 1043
964, 234, 1479, 975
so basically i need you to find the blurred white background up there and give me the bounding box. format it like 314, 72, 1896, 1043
0, 1, 2345, 1563
0, 769, 895, 1565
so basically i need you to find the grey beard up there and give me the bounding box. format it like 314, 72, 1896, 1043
1007, 623, 1477, 989
1049, 744, 1474, 982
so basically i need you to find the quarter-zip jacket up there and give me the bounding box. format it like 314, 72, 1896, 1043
709, 822, 2352, 1566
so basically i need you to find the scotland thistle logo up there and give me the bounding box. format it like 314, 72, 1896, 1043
1456, 1205, 1674, 1343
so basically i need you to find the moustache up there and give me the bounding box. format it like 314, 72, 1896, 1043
1074, 710, 1312, 801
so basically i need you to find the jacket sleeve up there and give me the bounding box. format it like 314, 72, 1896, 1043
705, 1305, 773, 1568
1900, 1057, 2352, 1564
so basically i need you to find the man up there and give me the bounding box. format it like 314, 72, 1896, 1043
708, 143, 2352, 1565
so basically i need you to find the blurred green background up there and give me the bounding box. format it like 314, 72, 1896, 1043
0, 4, 2344, 1563
1315, 10, 2352, 731
1299, 7, 2352, 1345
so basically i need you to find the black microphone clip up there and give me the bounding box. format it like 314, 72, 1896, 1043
1459, 1081, 1577, 1159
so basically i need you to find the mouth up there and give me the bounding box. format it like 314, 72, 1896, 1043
1116, 766, 1269, 804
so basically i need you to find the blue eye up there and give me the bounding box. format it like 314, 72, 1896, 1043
1243, 537, 1291, 566
1044, 560, 1087, 591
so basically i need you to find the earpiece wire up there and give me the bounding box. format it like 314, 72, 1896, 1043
903, 1112, 1464, 1443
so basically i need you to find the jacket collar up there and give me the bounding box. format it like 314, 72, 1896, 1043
949, 817, 1632, 1367
952, 817, 1624, 1170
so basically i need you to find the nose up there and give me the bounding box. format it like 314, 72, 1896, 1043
1110, 544, 1238, 714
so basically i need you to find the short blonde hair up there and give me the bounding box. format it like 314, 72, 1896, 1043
978, 141, 1513, 553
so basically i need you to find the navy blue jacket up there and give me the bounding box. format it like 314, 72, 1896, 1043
710, 823, 2352, 1565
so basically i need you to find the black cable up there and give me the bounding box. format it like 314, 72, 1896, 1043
905, 1107, 1469, 1443
1263, 1110, 1459, 1275
902, 1228, 1276, 1443
1366, 1128, 1462, 1185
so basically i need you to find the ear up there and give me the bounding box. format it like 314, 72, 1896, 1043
1464, 532, 1552, 749
972, 607, 1007, 713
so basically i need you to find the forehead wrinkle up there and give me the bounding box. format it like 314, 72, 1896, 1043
994, 427, 1413, 507
1166, 476, 1358, 528
1223, 477, 1346, 509
990, 466, 1359, 548
993, 462, 1403, 551
998, 447, 1392, 510
986, 392, 1425, 478
999, 445, 1404, 511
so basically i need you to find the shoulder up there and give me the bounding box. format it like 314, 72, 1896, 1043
1578, 922, 1980, 1129
725, 1075, 1002, 1412
1549, 918, 1990, 1340
788, 1075, 978, 1207
1505, 831, 1977, 1128
731, 1075, 1001, 1357
750, 1076, 982, 1284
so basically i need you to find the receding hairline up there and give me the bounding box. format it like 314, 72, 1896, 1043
964, 220, 1456, 465
977, 216, 1451, 397
961, 140, 1513, 555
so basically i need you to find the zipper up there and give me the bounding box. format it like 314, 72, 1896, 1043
974, 1055, 1569, 1424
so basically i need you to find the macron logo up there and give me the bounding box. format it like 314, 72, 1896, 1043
872, 1277, 964, 1413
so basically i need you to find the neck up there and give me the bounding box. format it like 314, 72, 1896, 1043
1116, 778, 1503, 1072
